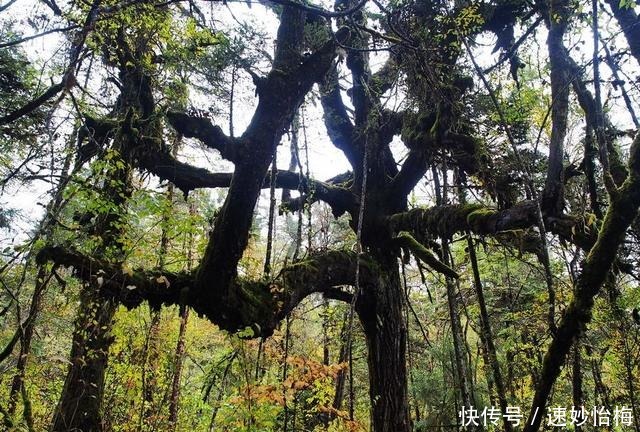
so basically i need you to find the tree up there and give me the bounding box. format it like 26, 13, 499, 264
1, 0, 640, 430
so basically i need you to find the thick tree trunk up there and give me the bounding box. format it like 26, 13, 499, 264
51, 148, 131, 432
51, 292, 117, 431
51, 170, 129, 432
357, 253, 411, 432
542, 0, 570, 216
51, 55, 143, 430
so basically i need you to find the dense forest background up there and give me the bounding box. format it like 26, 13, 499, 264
1, 0, 640, 430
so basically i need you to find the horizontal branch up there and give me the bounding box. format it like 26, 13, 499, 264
139, 150, 355, 212
166, 111, 236, 161
37, 246, 373, 337
388, 201, 596, 252
280, 171, 355, 216
35, 246, 188, 310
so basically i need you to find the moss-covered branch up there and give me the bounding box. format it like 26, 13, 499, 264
35, 246, 189, 310
394, 231, 459, 279
36, 246, 371, 338
387, 201, 597, 253
165, 111, 237, 161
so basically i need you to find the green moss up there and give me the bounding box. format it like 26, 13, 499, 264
466, 208, 497, 232
466, 208, 496, 224
233, 279, 277, 334
432, 204, 485, 237
400, 111, 438, 149
395, 231, 459, 278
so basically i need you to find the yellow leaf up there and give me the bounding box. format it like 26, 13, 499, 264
156, 275, 170, 287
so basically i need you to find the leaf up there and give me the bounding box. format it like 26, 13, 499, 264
155, 275, 170, 287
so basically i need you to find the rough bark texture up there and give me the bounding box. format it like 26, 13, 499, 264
51, 293, 118, 431
542, 0, 570, 216
357, 253, 411, 432
29, 3, 640, 432
192, 7, 338, 319
604, 0, 640, 65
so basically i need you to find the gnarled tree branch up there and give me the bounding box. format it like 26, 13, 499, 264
166, 111, 237, 161
36, 246, 373, 337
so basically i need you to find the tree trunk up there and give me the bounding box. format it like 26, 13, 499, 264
467, 234, 512, 432
331, 311, 349, 417
51, 292, 118, 431
51, 53, 145, 429
572, 342, 583, 432
140, 310, 162, 430
51, 154, 131, 431
357, 253, 411, 432
167, 306, 189, 430
7, 266, 49, 417
442, 242, 474, 412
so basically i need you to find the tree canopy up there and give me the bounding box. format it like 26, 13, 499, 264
1, 0, 640, 430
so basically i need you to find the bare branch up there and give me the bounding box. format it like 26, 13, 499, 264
0, 25, 78, 49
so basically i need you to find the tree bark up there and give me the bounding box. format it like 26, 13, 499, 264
50, 293, 118, 432
357, 253, 411, 432
603, 0, 640, 65
51, 32, 152, 429
168, 306, 189, 431
51, 141, 132, 432
467, 234, 512, 432
542, 0, 570, 216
